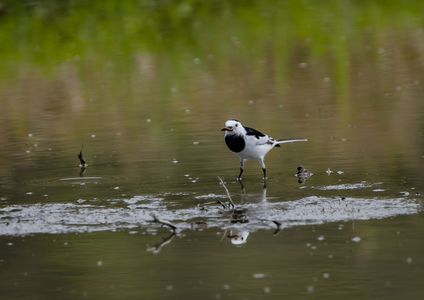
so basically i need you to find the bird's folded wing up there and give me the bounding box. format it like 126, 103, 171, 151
254, 135, 274, 145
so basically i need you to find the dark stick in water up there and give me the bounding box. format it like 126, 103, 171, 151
78, 150, 87, 167
151, 214, 177, 233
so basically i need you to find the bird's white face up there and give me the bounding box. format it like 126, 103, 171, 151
221, 119, 244, 135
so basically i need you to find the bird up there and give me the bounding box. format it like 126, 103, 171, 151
221, 119, 307, 180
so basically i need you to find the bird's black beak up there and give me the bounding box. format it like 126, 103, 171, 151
221, 127, 233, 132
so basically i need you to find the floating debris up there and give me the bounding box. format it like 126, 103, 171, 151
296, 165, 313, 183
0, 195, 420, 236
352, 236, 362, 243
326, 168, 333, 175
316, 182, 373, 191
252, 273, 266, 279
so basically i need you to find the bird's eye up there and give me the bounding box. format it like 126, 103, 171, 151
235, 124, 238, 127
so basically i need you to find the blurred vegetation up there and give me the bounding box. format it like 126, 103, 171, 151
1, 0, 424, 75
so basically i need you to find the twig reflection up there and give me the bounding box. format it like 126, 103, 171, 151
146, 232, 176, 254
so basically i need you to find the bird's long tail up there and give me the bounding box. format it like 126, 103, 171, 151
276, 138, 308, 145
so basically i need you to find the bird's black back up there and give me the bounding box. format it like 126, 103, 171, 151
225, 134, 245, 152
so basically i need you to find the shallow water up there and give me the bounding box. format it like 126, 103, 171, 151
1, 1, 424, 299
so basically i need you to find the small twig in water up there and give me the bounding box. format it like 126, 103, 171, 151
271, 220, 282, 235
78, 149, 87, 167
217, 176, 235, 208
151, 214, 177, 233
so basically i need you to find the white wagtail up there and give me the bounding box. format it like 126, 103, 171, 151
221, 119, 307, 180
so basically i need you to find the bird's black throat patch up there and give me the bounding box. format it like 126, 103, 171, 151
225, 134, 245, 153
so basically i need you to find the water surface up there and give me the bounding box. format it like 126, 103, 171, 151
1, 1, 424, 299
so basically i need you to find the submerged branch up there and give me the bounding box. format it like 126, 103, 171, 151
151, 214, 177, 233
217, 176, 235, 208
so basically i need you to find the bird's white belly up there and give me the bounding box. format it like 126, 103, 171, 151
237, 143, 273, 160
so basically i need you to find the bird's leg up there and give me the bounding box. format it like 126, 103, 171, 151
237, 159, 245, 180
259, 158, 267, 181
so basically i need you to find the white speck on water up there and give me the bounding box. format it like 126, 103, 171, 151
263, 286, 271, 294
317, 235, 325, 241
128, 231, 138, 235
248, 100, 254, 105
323, 76, 331, 83
373, 189, 385, 192
352, 236, 362, 243
193, 57, 200, 64
63, 242, 69, 246
223, 284, 230, 290
165, 285, 174, 291
79, 182, 86, 186
28, 133, 33, 137
307, 285, 315, 293
326, 168, 333, 175
328, 254, 333, 259
184, 174, 190, 177
170, 87, 178, 93
406, 257, 413, 264
378, 47, 385, 54
34, 143, 38, 147
323, 272, 330, 279
185, 108, 191, 113
311, 245, 317, 250
77, 199, 86, 204
26, 192, 32, 195
396, 85, 402, 91
7, 242, 13, 246
146, 118, 152, 123
172, 159, 179, 164
91, 134, 96, 138
306, 243, 311, 248
96, 260, 103, 267
0, 197, 7, 201
253, 273, 266, 279
337, 170, 344, 175
25, 150, 31, 154
298, 62, 308, 68
192, 141, 200, 145
400, 191, 410, 197
113, 187, 120, 190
